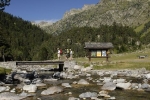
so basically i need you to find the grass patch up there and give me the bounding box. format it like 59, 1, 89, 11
74, 48, 150, 70
134, 18, 150, 34
93, 62, 150, 70
134, 24, 144, 33
0, 67, 11, 74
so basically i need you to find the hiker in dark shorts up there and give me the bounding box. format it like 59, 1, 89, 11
65, 49, 70, 60
57, 48, 60, 60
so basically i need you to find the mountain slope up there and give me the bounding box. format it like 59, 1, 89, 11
0, 11, 51, 61
41, 0, 150, 34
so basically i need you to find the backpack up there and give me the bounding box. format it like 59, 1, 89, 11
60, 49, 63, 54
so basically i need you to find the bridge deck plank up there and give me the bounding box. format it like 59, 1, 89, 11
16, 61, 64, 65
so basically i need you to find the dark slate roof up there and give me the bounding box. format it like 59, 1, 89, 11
84, 42, 114, 49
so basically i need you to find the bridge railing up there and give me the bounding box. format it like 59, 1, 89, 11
16, 61, 64, 72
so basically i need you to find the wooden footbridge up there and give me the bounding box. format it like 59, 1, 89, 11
16, 61, 64, 72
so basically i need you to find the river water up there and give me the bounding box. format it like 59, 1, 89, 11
21, 74, 150, 100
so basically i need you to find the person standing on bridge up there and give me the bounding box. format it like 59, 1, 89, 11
57, 48, 61, 60
69, 49, 73, 60
65, 49, 70, 60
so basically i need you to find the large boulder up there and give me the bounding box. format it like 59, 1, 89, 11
141, 83, 150, 89
103, 77, 112, 83
79, 92, 98, 98
116, 82, 131, 89
74, 65, 82, 70
145, 74, 150, 79
14, 74, 24, 81
101, 82, 116, 91
62, 83, 72, 88
0, 92, 26, 100
113, 78, 126, 83
23, 84, 37, 92
0, 86, 6, 92
41, 86, 63, 95
78, 79, 89, 85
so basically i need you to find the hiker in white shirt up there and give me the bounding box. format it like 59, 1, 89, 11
57, 48, 60, 60
70, 49, 73, 60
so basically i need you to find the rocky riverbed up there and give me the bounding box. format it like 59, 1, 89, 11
0, 61, 150, 100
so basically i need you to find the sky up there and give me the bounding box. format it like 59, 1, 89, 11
4, 0, 100, 23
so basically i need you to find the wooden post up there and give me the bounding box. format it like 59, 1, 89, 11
106, 49, 108, 61
88, 50, 91, 62
106, 56, 108, 61
59, 64, 64, 72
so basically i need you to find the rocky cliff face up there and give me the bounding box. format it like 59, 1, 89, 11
63, 4, 96, 19
31, 21, 53, 28
40, 0, 150, 34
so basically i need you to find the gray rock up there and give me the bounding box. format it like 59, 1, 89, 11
113, 78, 126, 83
103, 77, 112, 83
62, 83, 72, 88
43, 78, 58, 84
145, 87, 150, 92
36, 82, 46, 87
101, 82, 116, 91
99, 90, 108, 97
23, 84, 37, 92
141, 83, 150, 89
0, 92, 26, 100
74, 65, 82, 70
14, 74, 24, 81
68, 97, 80, 100
131, 83, 139, 89
78, 79, 89, 85
145, 73, 150, 79
116, 82, 131, 89
79, 92, 98, 98
117, 71, 127, 76
0, 86, 6, 92
41, 86, 63, 95
60, 72, 68, 79
19, 91, 33, 97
